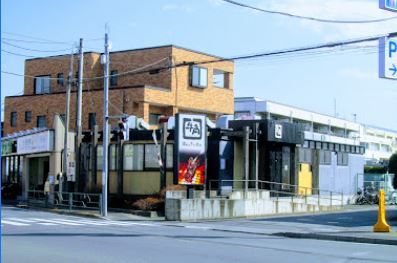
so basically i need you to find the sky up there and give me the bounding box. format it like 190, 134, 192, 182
1, 0, 397, 130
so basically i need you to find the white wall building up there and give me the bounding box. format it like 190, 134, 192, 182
235, 97, 397, 163
359, 125, 397, 163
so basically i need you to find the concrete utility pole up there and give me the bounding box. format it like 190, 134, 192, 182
101, 33, 110, 217
63, 51, 74, 194
75, 38, 84, 192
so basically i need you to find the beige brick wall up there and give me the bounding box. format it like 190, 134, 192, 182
5, 45, 234, 136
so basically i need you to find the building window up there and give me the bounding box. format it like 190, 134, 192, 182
123, 144, 144, 171
109, 144, 118, 171
149, 113, 161, 125
144, 144, 159, 169
60, 114, 66, 123
34, 75, 51, 94
37, 115, 47, 128
337, 153, 349, 166
97, 145, 103, 171
25, 111, 32, 123
212, 69, 227, 88
10, 112, 17, 127
190, 66, 207, 88
89, 113, 96, 129
319, 151, 332, 165
57, 73, 64, 86
110, 70, 118, 86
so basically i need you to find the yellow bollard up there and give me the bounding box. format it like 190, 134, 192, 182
373, 189, 391, 232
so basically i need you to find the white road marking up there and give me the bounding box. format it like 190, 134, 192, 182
7, 218, 38, 223
1, 219, 30, 226
37, 222, 58, 226
30, 218, 84, 226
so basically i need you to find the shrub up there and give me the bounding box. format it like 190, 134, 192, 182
132, 197, 163, 211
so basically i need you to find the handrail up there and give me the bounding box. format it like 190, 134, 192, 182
208, 179, 344, 208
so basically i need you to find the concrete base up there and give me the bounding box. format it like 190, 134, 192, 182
165, 190, 344, 221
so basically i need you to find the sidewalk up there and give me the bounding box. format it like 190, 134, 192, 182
162, 206, 397, 246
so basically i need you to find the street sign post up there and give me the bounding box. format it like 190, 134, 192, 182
379, 0, 397, 12
379, 36, 397, 80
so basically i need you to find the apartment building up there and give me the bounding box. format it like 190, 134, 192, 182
4, 45, 234, 136
360, 125, 397, 163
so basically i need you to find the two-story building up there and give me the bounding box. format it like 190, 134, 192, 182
4, 45, 234, 135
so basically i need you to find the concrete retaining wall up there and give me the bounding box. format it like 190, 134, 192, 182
165, 190, 342, 221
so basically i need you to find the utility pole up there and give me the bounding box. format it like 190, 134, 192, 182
63, 51, 74, 194
101, 33, 110, 217
75, 38, 84, 192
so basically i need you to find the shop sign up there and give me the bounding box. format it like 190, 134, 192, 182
174, 114, 207, 185
1, 140, 14, 155
17, 131, 54, 154
275, 124, 283, 139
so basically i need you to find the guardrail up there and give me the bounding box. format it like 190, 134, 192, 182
209, 179, 344, 209
27, 190, 102, 214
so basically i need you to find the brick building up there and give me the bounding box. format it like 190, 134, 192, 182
4, 45, 234, 135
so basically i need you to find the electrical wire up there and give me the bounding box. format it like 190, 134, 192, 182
221, 0, 397, 24
2, 40, 74, 53
1, 31, 72, 44
2, 32, 395, 82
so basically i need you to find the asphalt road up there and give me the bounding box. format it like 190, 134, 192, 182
2, 206, 397, 263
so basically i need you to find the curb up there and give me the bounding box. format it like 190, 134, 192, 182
161, 223, 397, 246
272, 232, 397, 246
14, 205, 102, 220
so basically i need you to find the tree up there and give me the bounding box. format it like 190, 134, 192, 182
388, 153, 397, 189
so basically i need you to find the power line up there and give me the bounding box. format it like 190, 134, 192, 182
1, 49, 36, 58
2, 40, 74, 53
1, 37, 72, 45
2, 32, 396, 82
1, 31, 72, 44
221, 0, 397, 24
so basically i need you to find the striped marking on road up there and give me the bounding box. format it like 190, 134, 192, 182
29, 218, 84, 226
1, 219, 29, 226
2, 217, 158, 227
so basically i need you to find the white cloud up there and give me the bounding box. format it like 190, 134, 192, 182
254, 0, 397, 40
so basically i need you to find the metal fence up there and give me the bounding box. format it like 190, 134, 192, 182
27, 190, 102, 214
209, 179, 344, 209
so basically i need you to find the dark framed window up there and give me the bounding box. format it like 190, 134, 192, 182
89, 113, 96, 129
25, 111, 32, 123
75, 71, 79, 80
10, 112, 17, 127
319, 150, 332, 165
337, 152, 349, 166
37, 115, 47, 128
190, 66, 208, 88
144, 144, 159, 169
57, 73, 64, 86
123, 144, 144, 171
34, 75, 51, 94
110, 70, 118, 86
149, 113, 161, 125
212, 69, 227, 88
60, 114, 66, 123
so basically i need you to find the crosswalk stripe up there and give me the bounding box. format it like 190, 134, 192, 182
1, 219, 30, 226
37, 223, 58, 226
52, 219, 108, 226
29, 218, 84, 226
7, 218, 37, 223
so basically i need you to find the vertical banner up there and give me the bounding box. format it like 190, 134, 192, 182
174, 114, 207, 185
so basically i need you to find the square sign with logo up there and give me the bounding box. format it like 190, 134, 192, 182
275, 124, 283, 139
174, 114, 207, 185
